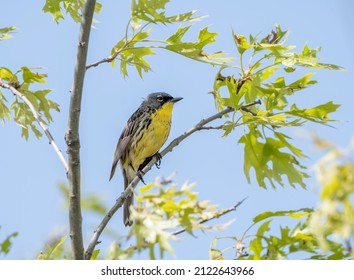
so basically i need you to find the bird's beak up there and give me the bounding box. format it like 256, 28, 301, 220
171, 97, 183, 103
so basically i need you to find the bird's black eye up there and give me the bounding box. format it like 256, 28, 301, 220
156, 95, 164, 102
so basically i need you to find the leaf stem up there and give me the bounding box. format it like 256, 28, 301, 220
253, 62, 281, 76
239, 53, 244, 74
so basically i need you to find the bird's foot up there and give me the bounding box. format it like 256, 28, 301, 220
137, 170, 146, 185
155, 153, 162, 169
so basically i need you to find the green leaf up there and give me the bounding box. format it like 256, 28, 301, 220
10, 100, 43, 140
263, 137, 308, 188
133, 29, 152, 41
43, 0, 102, 23
121, 47, 154, 78
287, 101, 340, 123
0, 231, 18, 255
1, 67, 58, 138
257, 219, 272, 236
221, 76, 245, 110
253, 208, 313, 223
238, 127, 267, 188
140, 183, 155, 193
238, 127, 309, 189
0, 92, 11, 123
90, 249, 100, 260
277, 51, 344, 70
49, 235, 67, 258
209, 237, 224, 260
0, 67, 16, 83
288, 73, 317, 90
21, 67, 47, 84
0, 26, 16, 40
165, 10, 204, 23
33, 90, 58, 122
209, 248, 224, 260
114, 26, 154, 77
249, 220, 271, 259
131, 0, 203, 25
42, 0, 65, 23
166, 26, 191, 44
274, 132, 306, 158
196, 27, 218, 48
37, 235, 67, 260
131, 0, 170, 23
165, 26, 232, 65
260, 66, 279, 81
260, 24, 288, 45
94, 2, 102, 14
262, 73, 317, 99
302, 43, 320, 57
256, 43, 295, 56
232, 32, 251, 55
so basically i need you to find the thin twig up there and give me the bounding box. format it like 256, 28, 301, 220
86, 22, 152, 70
84, 100, 260, 260
172, 197, 248, 236
0, 79, 68, 171
65, 0, 96, 260
198, 125, 225, 131
86, 55, 117, 70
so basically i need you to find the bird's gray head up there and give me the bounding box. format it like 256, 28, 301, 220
143, 92, 183, 109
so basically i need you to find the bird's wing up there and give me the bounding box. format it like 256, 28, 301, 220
109, 108, 144, 180
109, 134, 130, 181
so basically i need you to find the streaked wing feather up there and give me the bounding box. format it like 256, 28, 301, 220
109, 107, 145, 180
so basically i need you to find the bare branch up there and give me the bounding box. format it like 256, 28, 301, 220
65, 0, 96, 260
0, 79, 68, 172
196, 125, 224, 131
172, 197, 248, 236
160, 100, 261, 156
84, 100, 260, 260
85, 52, 119, 70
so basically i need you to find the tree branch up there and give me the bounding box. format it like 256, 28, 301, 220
172, 197, 248, 236
84, 100, 260, 260
0, 79, 68, 172
65, 0, 96, 260
86, 54, 118, 70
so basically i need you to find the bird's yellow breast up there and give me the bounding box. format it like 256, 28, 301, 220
129, 102, 175, 170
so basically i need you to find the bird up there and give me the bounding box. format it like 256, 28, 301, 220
109, 92, 183, 227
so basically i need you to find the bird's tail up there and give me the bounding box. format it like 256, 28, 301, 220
123, 169, 134, 227
124, 194, 133, 227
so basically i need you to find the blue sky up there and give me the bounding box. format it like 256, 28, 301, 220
1, 0, 353, 259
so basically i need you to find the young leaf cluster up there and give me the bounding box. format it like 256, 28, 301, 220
37, 235, 68, 260
102, 0, 231, 77
210, 139, 354, 260
211, 207, 351, 260
108, 178, 233, 259
42, 0, 102, 23
308, 138, 354, 255
212, 25, 342, 189
0, 67, 59, 139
